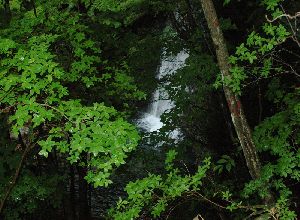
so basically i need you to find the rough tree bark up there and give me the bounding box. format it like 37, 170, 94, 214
199, 0, 262, 180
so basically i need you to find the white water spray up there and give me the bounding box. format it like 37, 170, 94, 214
137, 50, 189, 136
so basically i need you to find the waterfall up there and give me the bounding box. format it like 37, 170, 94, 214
137, 50, 189, 135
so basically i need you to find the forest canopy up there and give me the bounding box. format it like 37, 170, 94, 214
0, 0, 300, 219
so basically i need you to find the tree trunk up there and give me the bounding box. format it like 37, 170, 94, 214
3, 0, 10, 13
78, 165, 90, 220
69, 165, 76, 220
199, 0, 262, 180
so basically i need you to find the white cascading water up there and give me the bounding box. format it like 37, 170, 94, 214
137, 50, 189, 137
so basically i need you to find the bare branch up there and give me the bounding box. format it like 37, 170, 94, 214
265, 12, 300, 23
0, 134, 31, 214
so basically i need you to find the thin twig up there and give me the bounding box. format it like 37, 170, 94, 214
0, 135, 31, 214
265, 12, 300, 23
193, 192, 226, 209
180, 160, 191, 175
39, 103, 72, 122
166, 197, 190, 220
258, 86, 262, 123
272, 56, 300, 77
280, 6, 300, 47
280, 6, 296, 36
32, 0, 37, 17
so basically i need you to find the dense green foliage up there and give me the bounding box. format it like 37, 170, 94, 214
0, 1, 143, 189
110, 151, 211, 219
0, 0, 299, 219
